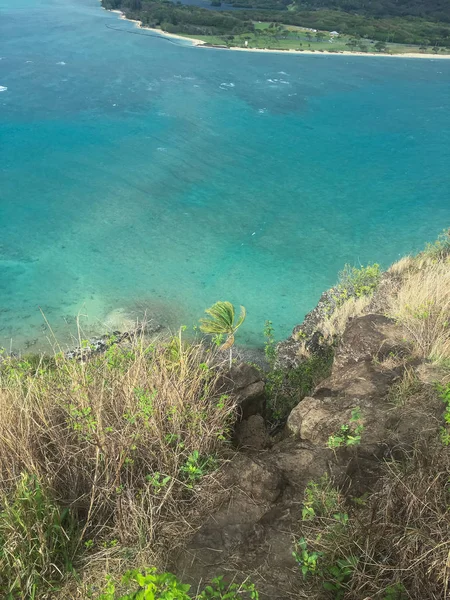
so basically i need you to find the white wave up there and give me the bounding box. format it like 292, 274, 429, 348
174, 75, 195, 80
25, 60, 34, 64
279, 79, 290, 85
278, 71, 288, 75
157, 147, 167, 152
220, 82, 235, 89
0, 86, 7, 93
56, 61, 66, 65
258, 108, 267, 114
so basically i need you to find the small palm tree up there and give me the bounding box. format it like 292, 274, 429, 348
200, 301, 246, 366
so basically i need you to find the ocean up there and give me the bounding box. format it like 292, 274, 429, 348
1, 0, 450, 351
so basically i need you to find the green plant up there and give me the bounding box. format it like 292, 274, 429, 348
145, 472, 171, 494
0, 473, 78, 599
301, 474, 340, 521
263, 320, 277, 365
198, 576, 259, 599
327, 407, 364, 449
97, 568, 191, 599
96, 571, 259, 600
382, 582, 408, 600
322, 556, 358, 599
292, 537, 322, 577
180, 450, 216, 487
422, 228, 450, 262
266, 347, 334, 422
200, 301, 246, 366
336, 263, 381, 301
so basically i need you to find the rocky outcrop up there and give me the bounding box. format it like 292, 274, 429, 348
175, 313, 444, 598
276, 287, 339, 369
221, 363, 266, 420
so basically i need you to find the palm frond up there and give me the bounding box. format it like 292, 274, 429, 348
235, 305, 246, 330
199, 301, 235, 335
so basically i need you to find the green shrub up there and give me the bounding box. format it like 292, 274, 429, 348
337, 263, 381, 300
96, 569, 258, 600
327, 407, 364, 449
0, 473, 78, 599
421, 228, 450, 262
266, 347, 334, 422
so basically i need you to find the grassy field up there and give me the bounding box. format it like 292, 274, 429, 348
181, 22, 450, 54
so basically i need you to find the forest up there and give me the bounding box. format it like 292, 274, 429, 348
102, 0, 450, 46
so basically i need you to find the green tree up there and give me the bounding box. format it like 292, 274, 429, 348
374, 40, 387, 52
200, 301, 246, 366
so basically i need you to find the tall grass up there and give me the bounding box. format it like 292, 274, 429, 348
0, 473, 78, 599
299, 445, 450, 600
386, 258, 450, 362
0, 332, 237, 595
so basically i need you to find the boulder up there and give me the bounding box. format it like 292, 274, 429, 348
235, 414, 271, 450
333, 314, 408, 370
225, 363, 266, 419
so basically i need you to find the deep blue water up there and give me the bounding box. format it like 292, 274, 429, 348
1, 0, 450, 351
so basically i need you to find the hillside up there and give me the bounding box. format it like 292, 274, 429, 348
0, 230, 449, 599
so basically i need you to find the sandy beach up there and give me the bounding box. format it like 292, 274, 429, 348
108, 8, 450, 59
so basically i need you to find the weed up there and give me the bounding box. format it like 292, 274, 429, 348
301, 474, 341, 521
421, 228, 450, 262
266, 347, 334, 422
263, 320, 277, 366
337, 263, 381, 300
96, 570, 258, 600
292, 538, 322, 577
327, 407, 364, 449
180, 450, 217, 488
0, 473, 78, 599
387, 367, 421, 406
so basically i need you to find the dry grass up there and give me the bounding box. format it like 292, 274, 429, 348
301, 445, 450, 600
320, 295, 372, 340
0, 331, 237, 597
387, 255, 416, 276
386, 258, 450, 363
387, 366, 422, 406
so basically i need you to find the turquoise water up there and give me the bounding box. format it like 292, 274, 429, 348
1, 0, 450, 351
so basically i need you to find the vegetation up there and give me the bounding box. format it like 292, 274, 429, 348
200, 301, 246, 350
1, 231, 450, 598
96, 570, 258, 599
0, 333, 238, 597
264, 319, 334, 423
102, 0, 450, 51
295, 444, 450, 599
0, 473, 78, 599
327, 407, 364, 449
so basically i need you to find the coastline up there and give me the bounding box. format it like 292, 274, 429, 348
108, 8, 450, 59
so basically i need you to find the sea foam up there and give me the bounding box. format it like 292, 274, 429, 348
0, 86, 7, 92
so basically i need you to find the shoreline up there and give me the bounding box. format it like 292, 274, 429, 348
108, 8, 450, 59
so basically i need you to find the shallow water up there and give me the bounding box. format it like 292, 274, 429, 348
1, 0, 450, 351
